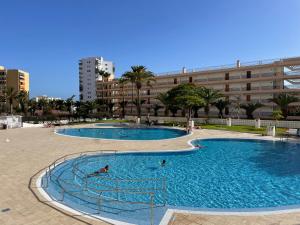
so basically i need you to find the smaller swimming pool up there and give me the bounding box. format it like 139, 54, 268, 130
56, 127, 187, 140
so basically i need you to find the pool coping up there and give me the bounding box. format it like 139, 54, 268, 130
35, 134, 300, 225
53, 125, 193, 142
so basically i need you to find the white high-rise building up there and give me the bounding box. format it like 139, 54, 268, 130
79, 57, 114, 101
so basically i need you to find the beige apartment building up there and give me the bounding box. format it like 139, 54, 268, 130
96, 56, 300, 119
0, 66, 30, 106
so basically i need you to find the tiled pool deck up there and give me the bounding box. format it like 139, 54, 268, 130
1, 125, 300, 225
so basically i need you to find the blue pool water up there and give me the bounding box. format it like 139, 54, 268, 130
56, 127, 186, 140
43, 139, 300, 224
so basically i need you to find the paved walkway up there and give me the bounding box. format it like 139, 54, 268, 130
0, 125, 299, 225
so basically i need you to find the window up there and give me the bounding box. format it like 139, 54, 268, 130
225, 73, 229, 80
189, 77, 193, 83
246, 95, 251, 101
87, 70, 91, 72
247, 71, 251, 79
147, 98, 150, 104
147, 90, 150, 95
246, 83, 251, 91
174, 78, 177, 84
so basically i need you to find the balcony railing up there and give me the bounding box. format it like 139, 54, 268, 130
155, 56, 300, 77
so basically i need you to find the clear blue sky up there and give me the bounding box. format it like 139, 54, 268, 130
1, 0, 300, 99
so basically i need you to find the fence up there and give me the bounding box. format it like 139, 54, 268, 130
0, 115, 22, 129
125, 116, 300, 129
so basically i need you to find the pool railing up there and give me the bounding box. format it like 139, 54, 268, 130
41, 149, 167, 225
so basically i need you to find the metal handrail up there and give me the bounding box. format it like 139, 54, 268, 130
42, 149, 166, 225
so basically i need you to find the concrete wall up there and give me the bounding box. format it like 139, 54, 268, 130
0, 116, 22, 128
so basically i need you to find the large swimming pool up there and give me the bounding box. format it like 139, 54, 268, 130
56, 127, 187, 140
42, 139, 300, 224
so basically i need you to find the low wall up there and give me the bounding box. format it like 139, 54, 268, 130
0, 116, 22, 129
125, 116, 300, 129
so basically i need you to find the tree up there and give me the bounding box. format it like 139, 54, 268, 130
175, 95, 203, 123
65, 95, 75, 115
5, 87, 17, 114
94, 98, 106, 115
152, 104, 163, 117
96, 69, 111, 100
269, 93, 299, 119
122, 66, 155, 118
84, 101, 97, 115
118, 77, 128, 118
37, 98, 50, 115
192, 105, 202, 118
28, 99, 38, 116
119, 100, 128, 119
272, 109, 284, 121
232, 95, 242, 119
241, 102, 264, 119
166, 84, 204, 127
15, 90, 29, 115
156, 93, 170, 116
213, 99, 230, 118
198, 87, 222, 118
169, 105, 180, 117
107, 101, 115, 117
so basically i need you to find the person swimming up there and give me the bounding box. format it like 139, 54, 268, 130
87, 165, 109, 177
161, 160, 166, 167
195, 144, 204, 148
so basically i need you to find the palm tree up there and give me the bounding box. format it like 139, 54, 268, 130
94, 98, 106, 114
119, 100, 128, 119
118, 77, 127, 118
65, 95, 75, 115
96, 69, 111, 100
37, 98, 50, 115
272, 110, 284, 121
122, 66, 155, 118
15, 90, 29, 115
269, 93, 299, 119
241, 102, 264, 119
107, 101, 115, 117
28, 99, 38, 116
5, 87, 17, 114
213, 99, 230, 118
84, 101, 97, 115
198, 87, 222, 118
152, 104, 163, 117
232, 95, 242, 119
156, 93, 170, 116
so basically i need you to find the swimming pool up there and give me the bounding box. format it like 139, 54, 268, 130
42, 138, 300, 224
56, 127, 187, 140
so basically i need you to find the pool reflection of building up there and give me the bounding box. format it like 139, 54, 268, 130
97, 56, 300, 118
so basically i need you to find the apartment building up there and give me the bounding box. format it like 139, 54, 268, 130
6, 69, 30, 93
97, 56, 300, 119
0, 67, 30, 103
79, 57, 115, 102
0, 66, 7, 103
